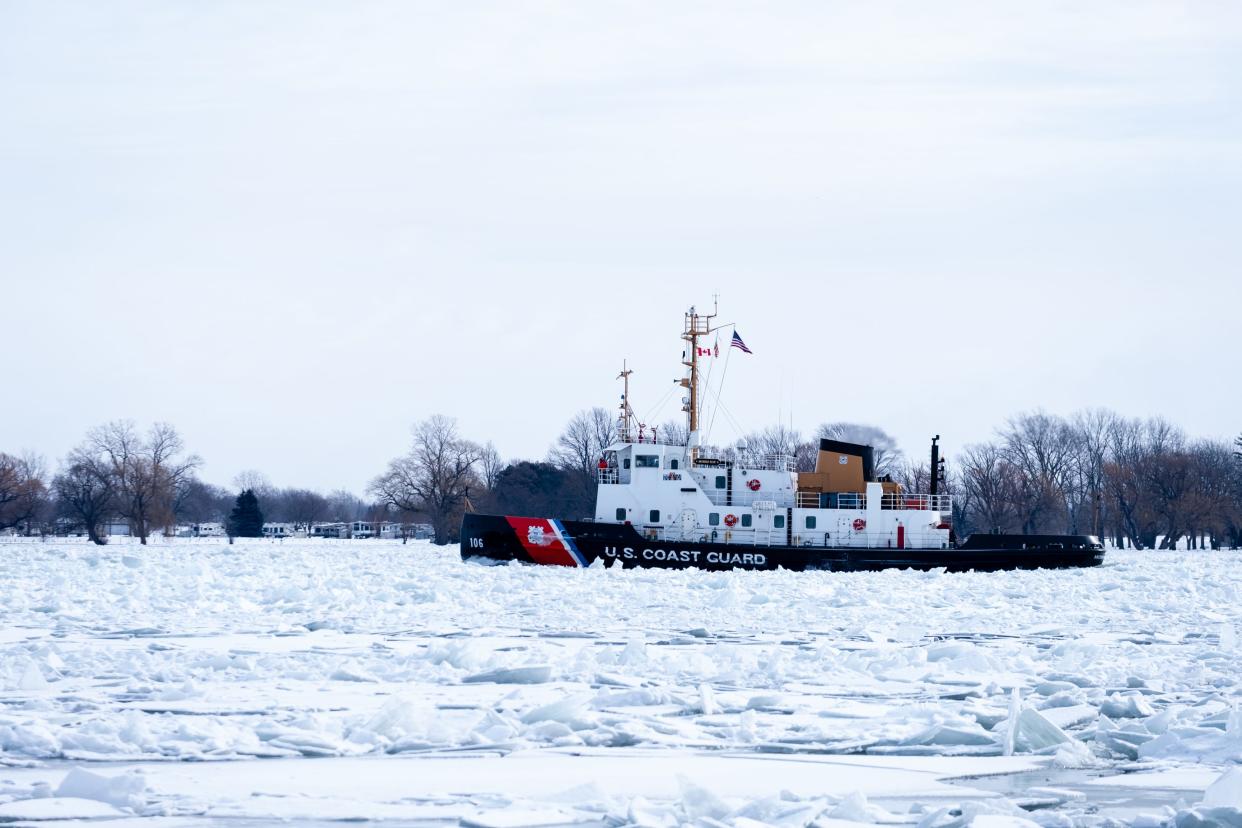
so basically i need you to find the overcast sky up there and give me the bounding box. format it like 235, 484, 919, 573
3, 1, 1240, 494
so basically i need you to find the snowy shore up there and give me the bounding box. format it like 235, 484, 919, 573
1, 539, 1240, 825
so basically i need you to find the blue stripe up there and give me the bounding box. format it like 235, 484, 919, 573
552, 520, 587, 567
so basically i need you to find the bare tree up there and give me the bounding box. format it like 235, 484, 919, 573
739, 425, 815, 471
478, 441, 504, 493
232, 470, 274, 498
0, 452, 48, 533
657, 419, 690, 447
370, 415, 481, 544
549, 408, 617, 477
281, 488, 330, 527
53, 453, 115, 545
999, 411, 1078, 534
87, 421, 202, 544
895, 460, 931, 494
815, 423, 903, 477
1181, 440, 1238, 549
956, 442, 1021, 535
1225, 443, 1242, 548
1070, 409, 1118, 537
745, 424, 803, 458
1102, 416, 1189, 549
176, 479, 233, 524
325, 489, 367, 522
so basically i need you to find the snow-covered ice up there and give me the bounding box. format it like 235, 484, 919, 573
1, 539, 1241, 825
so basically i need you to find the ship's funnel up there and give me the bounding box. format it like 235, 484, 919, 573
816, 439, 876, 483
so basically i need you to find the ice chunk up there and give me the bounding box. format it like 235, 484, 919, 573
1203, 767, 1242, 809
1100, 693, 1155, 718
19, 661, 49, 691
463, 666, 553, 685
363, 695, 429, 741
1041, 704, 1097, 730
521, 694, 591, 725
628, 796, 677, 828
1050, 738, 1095, 768
1221, 623, 1237, 653
55, 767, 147, 810
1005, 707, 1071, 752
330, 666, 378, 682
927, 640, 976, 661
902, 722, 996, 746
828, 791, 894, 822
1002, 687, 1020, 756
0, 798, 125, 820
461, 807, 586, 828
698, 683, 719, 715
916, 800, 1031, 828
620, 638, 646, 666
746, 694, 785, 710
676, 775, 729, 821
1172, 807, 1242, 828
266, 730, 347, 756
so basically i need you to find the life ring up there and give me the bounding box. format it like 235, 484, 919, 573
724, 514, 739, 527
852, 518, 867, 532
747, 478, 761, 491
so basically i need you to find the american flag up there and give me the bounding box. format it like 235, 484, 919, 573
730, 331, 753, 354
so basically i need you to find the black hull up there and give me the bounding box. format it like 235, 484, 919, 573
460, 514, 1105, 573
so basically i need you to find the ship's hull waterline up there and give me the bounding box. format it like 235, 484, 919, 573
460, 513, 1106, 573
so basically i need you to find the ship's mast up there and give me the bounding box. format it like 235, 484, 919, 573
680, 298, 719, 452
617, 360, 635, 442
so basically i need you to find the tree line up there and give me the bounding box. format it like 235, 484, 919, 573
365, 408, 1242, 550
947, 411, 1242, 549
0, 420, 395, 544
5, 409, 1240, 549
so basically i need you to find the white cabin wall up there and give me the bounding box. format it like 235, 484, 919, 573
594, 440, 951, 549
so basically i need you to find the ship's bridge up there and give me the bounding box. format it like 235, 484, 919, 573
596, 437, 688, 487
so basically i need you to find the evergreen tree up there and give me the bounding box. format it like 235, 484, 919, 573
227, 489, 265, 538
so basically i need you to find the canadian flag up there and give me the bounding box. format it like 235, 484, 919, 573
696, 344, 720, 357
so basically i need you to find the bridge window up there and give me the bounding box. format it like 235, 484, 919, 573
806, 516, 817, 529
668, 458, 679, 469
773, 515, 785, 529
741, 514, 752, 527
649, 510, 660, 523
635, 455, 660, 468
709, 513, 720, 526
715, 476, 726, 489
615, 508, 626, 521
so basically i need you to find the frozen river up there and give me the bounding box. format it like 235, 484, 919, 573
1, 539, 1240, 825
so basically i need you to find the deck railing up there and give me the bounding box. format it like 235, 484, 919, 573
629, 524, 949, 549
794, 492, 951, 511
701, 489, 794, 508
881, 493, 951, 511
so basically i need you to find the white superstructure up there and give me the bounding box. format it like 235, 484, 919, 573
594, 438, 951, 550
592, 303, 952, 551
